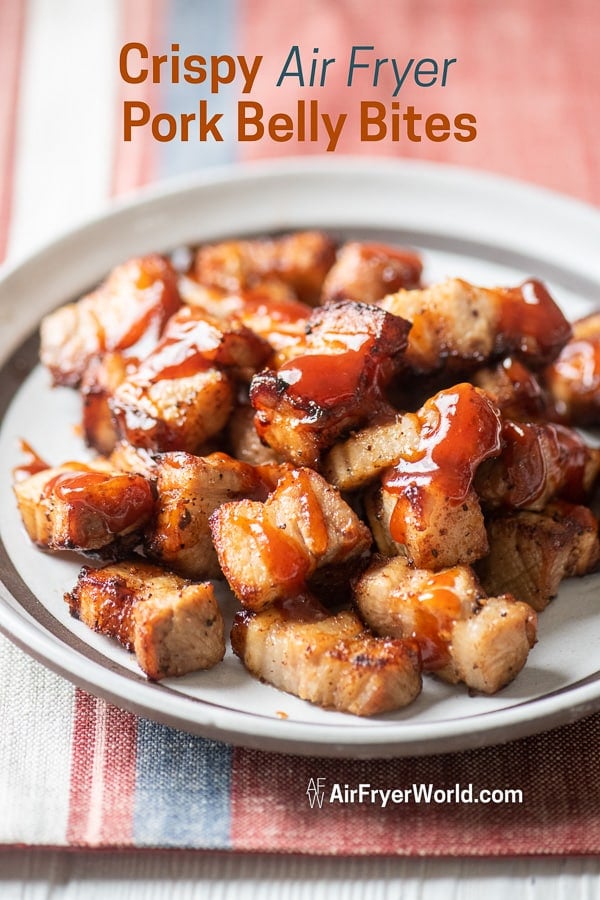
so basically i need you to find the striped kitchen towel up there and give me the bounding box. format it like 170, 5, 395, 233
0, 0, 599, 853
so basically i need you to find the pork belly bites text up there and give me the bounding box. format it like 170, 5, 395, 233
40, 254, 181, 387
210, 467, 372, 611
66, 560, 225, 679
231, 596, 422, 716
250, 301, 411, 467
354, 556, 537, 694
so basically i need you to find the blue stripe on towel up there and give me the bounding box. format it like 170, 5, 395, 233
159, 0, 239, 178
133, 719, 233, 848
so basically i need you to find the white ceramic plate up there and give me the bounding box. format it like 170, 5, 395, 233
0, 158, 599, 758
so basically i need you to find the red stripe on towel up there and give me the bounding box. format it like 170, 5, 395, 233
66, 691, 138, 846
0, 0, 26, 260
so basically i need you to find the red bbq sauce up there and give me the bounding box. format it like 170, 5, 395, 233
134, 310, 221, 383
43, 470, 153, 534
383, 384, 502, 544
408, 568, 464, 669
13, 440, 50, 482
277, 343, 373, 409
497, 279, 571, 365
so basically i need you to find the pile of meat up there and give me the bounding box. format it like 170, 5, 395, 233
13, 231, 600, 716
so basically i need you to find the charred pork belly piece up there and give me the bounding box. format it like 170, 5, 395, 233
322, 241, 422, 304
110, 306, 271, 453
210, 467, 372, 612
250, 301, 411, 468
193, 231, 337, 305
472, 357, 553, 422
81, 352, 130, 455
364, 384, 503, 568
145, 451, 269, 580
544, 312, 600, 426
40, 255, 181, 387
14, 463, 153, 557
354, 556, 537, 694
108, 441, 159, 479
476, 421, 600, 512
227, 403, 283, 466
66, 560, 225, 679
180, 276, 311, 366
477, 501, 599, 611
379, 277, 571, 375
230, 594, 422, 716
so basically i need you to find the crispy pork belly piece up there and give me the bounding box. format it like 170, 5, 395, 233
40, 255, 181, 387
108, 441, 159, 479
193, 231, 336, 304
250, 301, 411, 467
477, 502, 600, 611
110, 305, 272, 453
544, 313, 600, 426
476, 421, 600, 512
227, 404, 282, 465
210, 467, 372, 611
379, 277, 571, 374
14, 463, 154, 556
66, 560, 225, 679
472, 357, 552, 421
81, 352, 129, 455
363, 384, 502, 569
231, 595, 422, 716
322, 241, 422, 304
145, 451, 267, 580
180, 276, 310, 364
323, 416, 418, 492
354, 556, 537, 693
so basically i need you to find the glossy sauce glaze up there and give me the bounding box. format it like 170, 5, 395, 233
43, 470, 154, 534
230, 504, 312, 594
405, 568, 465, 669
383, 384, 502, 543
13, 440, 50, 481
493, 420, 590, 508
276, 342, 375, 409
497, 279, 572, 365
134, 309, 222, 383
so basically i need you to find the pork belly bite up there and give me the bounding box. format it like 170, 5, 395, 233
321, 241, 423, 304
14, 464, 154, 556
364, 383, 502, 569
81, 352, 129, 455
476, 421, 600, 512
477, 502, 600, 611
544, 313, 600, 426
110, 306, 270, 453
209, 467, 372, 611
193, 231, 336, 304
250, 300, 411, 467
379, 277, 571, 375
472, 357, 552, 422
180, 276, 311, 366
231, 595, 422, 716
40, 254, 181, 387
145, 451, 268, 580
354, 556, 537, 694
66, 560, 225, 679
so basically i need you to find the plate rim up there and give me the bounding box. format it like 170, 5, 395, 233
1, 155, 600, 758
